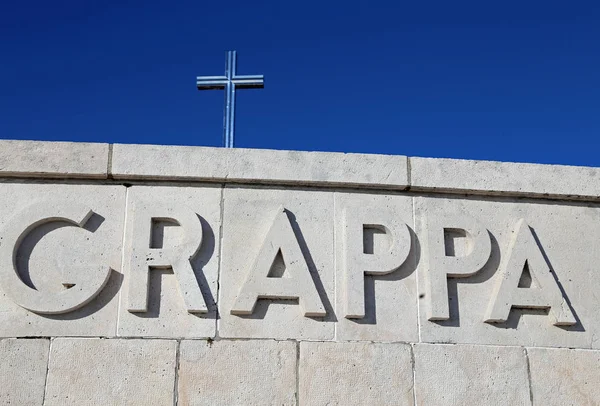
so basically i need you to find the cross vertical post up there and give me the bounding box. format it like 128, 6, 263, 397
196, 51, 264, 148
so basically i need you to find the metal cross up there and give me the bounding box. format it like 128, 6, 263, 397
196, 51, 264, 148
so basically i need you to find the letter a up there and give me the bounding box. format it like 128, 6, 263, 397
484, 219, 576, 326
231, 206, 325, 317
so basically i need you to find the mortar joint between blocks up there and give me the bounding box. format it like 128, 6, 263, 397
295, 340, 300, 406
215, 184, 226, 339
523, 347, 535, 406
41, 337, 53, 406
410, 343, 417, 406
173, 339, 181, 406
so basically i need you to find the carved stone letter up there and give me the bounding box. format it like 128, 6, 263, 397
422, 214, 491, 321
0, 202, 111, 314
231, 206, 325, 317
484, 219, 576, 326
125, 202, 206, 313
342, 206, 411, 319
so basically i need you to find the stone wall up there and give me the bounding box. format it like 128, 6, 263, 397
0, 140, 599, 405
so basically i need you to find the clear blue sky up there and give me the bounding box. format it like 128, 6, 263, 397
1, 1, 599, 166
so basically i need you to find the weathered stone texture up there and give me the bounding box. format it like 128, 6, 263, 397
117, 185, 221, 338
410, 156, 600, 199
0, 338, 49, 405
0, 141, 599, 405
218, 187, 335, 340
0, 140, 108, 179
413, 343, 530, 406
111, 143, 408, 188
44, 338, 176, 405
528, 347, 600, 406
415, 196, 599, 349
334, 192, 418, 342
178, 339, 296, 406
0, 183, 125, 337
299, 341, 414, 406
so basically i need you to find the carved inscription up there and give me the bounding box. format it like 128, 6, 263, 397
0, 200, 579, 330
421, 215, 492, 321
0, 202, 110, 314
484, 219, 576, 326
125, 202, 207, 314
231, 206, 325, 317
342, 205, 411, 319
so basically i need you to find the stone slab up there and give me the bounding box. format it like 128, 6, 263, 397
218, 186, 335, 340
413, 343, 530, 406
0, 140, 108, 179
44, 338, 176, 405
178, 339, 296, 406
299, 341, 414, 406
410, 156, 600, 199
111, 143, 408, 189
0, 183, 125, 337
415, 196, 600, 349
117, 185, 221, 338
334, 192, 418, 341
528, 347, 600, 406
0, 338, 49, 405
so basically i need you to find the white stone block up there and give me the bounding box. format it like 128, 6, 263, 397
218, 187, 335, 340
0, 183, 125, 337
299, 341, 414, 406
334, 192, 418, 341
0, 338, 49, 405
528, 347, 600, 405
410, 156, 600, 199
178, 339, 296, 406
117, 185, 221, 338
413, 343, 530, 406
111, 143, 408, 189
0, 140, 108, 179
44, 338, 176, 405
415, 196, 599, 349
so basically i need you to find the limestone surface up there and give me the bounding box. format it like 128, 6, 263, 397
0, 338, 49, 405
0, 140, 599, 405
218, 186, 335, 339
178, 339, 296, 406
410, 156, 600, 199
44, 338, 177, 405
334, 192, 418, 342
111, 143, 409, 189
528, 347, 600, 406
413, 343, 530, 405
299, 341, 414, 406
0, 139, 108, 179
0, 183, 125, 337
414, 196, 599, 349
117, 185, 221, 338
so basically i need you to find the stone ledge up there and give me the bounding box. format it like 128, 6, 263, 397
410, 156, 600, 200
0, 140, 108, 179
111, 143, 409, 189
1, 140, 599, 202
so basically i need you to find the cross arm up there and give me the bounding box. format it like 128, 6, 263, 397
196, 76, 229, 90
232, 75, 264, 89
